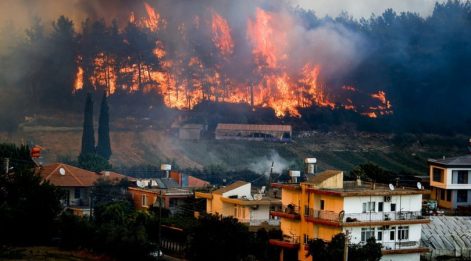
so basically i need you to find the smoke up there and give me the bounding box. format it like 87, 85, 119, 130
248, 150, 294, 175
295, 0, 449, 18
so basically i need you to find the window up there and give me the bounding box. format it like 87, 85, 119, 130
378, 202, 384, 212
377, 229, 383, 241
398, 226, 409, 240
457, 190, 468, 203
390, 203, 396, 212
74, 188, 81, 199
362, 202, 375, 213
441, 189, 446, 200
361, 228, 375, 242
458, 171, 469, 184
320, 200, 325, 210
433, 168, 444, 182
447, 190, 452, 202
304, 234, 309, 244
390, 227, 395, 240
141, 195, 147, 206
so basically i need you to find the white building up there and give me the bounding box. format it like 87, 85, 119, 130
428, 154, 471, 209
195, 181, 281, 230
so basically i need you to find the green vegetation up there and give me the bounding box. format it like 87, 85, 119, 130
308, 233, 382, 261
96, 91, 112, 160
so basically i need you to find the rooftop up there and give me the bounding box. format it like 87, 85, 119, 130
307, 170, 342, 184
306, 181, 429, 196
212, 180, 249, 194
216, 124, 292, 132
428, 154, 471, 166
37, 163, 128, 187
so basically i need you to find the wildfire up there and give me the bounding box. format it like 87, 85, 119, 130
211, 10, 234, 56
73, 2, 395, 119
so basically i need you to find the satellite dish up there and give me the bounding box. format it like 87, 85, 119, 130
59, 168, 66, 176
417, 182, 422, 190
389, 184, 395, 191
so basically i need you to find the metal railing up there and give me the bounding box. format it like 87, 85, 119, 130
282, 235, 300, 244
343, 211, 426, 223
380, 241, 421, 250
277, 204, 300, 215
304, 209, 427, 223
247, 219, 280, 226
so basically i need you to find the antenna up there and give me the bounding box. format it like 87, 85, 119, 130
59, 168, 66, 176
389, 184, 395, 191
417, 182, 422, 190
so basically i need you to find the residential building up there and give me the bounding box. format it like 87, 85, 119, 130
270, 170, 430, 261
428, 155, 471, 208
178, 124, 205, 140
129, 186, 194, 214
129, 173, 209, 214
215, 124, 292, 142
37, 163, 129, 215
195, 181, 282, 230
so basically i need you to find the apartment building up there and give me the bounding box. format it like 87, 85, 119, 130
195, 181, 281, 230
428, 155, 471, 209
270, 170, 429, 261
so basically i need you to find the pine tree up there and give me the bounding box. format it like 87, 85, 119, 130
96, 91, 111, 160
80, 93, 95, 156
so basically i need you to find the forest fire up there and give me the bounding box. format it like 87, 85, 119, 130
73, 1, 393, 118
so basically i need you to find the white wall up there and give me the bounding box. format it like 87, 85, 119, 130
343, 194, 422, 214
250, 205, 271, 220
222, 183, 252, 199
381, 253, 420, 261
445, 168, 471, 189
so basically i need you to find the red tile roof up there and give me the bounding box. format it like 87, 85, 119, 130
37, 163, 127, 187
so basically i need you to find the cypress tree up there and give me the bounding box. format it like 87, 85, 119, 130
96, 91, 112, 160
80, 93, 95, 156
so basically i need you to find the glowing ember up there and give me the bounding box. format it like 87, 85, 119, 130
74, 66, 84, 92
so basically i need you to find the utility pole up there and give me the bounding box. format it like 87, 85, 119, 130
343, 230, 350, 261
157, 190, 162, 261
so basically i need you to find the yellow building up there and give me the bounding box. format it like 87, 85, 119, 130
270, 170, 430, 261
195, 181, 281, 230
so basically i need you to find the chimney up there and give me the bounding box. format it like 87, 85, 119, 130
304, 158, 317, 175
289, 170, 300, 183
356, 176, 362, 186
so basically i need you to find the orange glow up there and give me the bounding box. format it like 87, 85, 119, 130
143, 2, 159, 32
74, 66, 84, 92
211, 10, 234, 56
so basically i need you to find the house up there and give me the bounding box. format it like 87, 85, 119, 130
195, 181, 281, 231
428, 155, 471, 209
270, 170, 430, 261
37, 163, 129, 215
178, 124, 205, 140
215, 124, 292, 142
128, 172, 209, 214
129, 186, 194, 214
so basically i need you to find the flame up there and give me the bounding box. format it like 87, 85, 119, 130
211, 10, 234, 56
143, 2, 159, 32
247, 8, 284, 68
74, 66, 83, 92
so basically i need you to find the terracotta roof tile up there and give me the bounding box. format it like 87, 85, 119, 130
37, 163, 127, 187
307, 170, 342, 184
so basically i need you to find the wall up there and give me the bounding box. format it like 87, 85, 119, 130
343, 194, 422, 214
381, 253, 420, 261
222, 183, 252, 199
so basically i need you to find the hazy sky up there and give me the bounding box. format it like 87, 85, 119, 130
296, 0, 448, 18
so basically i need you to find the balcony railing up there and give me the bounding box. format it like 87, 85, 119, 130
380, 241, 421, 250
239, 218, 280, 226
304, 209, 428, 225
270, 204, 301, 220
343, 211, 426, 223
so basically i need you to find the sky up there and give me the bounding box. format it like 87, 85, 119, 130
295, 0, 448, 18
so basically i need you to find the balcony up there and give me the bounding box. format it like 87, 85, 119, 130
239, 218, 280, 227
270, 204, 301, 220
269, 235, 300, 249
304, 209, 429, 227
380, 241, 429, 255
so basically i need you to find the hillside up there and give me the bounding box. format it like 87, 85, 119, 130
1, 126, 467, 175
